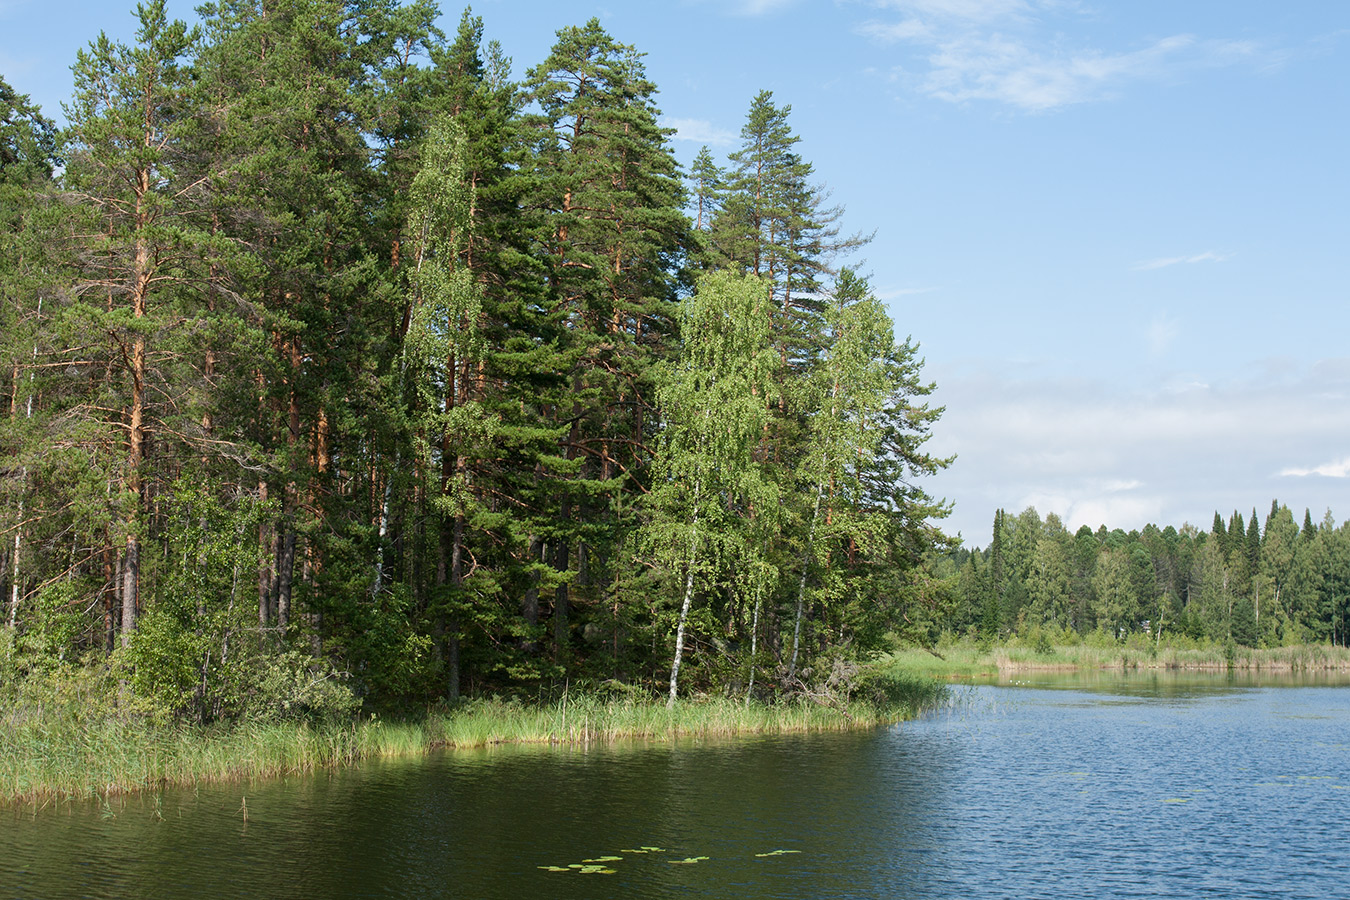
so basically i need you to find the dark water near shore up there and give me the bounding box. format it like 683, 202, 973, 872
5, 672, 1349, 899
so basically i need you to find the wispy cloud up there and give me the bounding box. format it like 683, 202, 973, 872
1134, 251, 1229, 271
718, 0, 798, 16
923, 361, 1350, 540
871, 0, 1032, 25
858, 0, 1281, 111
659, 117, 737, 147
1103, 479, 1143, 493
1281, 458, 1350, 479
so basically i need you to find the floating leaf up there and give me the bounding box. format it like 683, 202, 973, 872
641, 846, 665, 852
1161, 798, 1188, 803
577, 865, 615, 875
584, 857, 623, 863
538, 866, 570, 873
669, 856, 709, 865
620, 849, 647, 854
755, 850, 802, 857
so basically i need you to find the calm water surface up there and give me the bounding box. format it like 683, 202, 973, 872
4, 671, 1349, 899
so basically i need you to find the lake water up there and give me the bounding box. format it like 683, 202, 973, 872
5, 671, 1349, 899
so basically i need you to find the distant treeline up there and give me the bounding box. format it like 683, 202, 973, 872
0, 2, 951, 720
935, 503, 1350, 647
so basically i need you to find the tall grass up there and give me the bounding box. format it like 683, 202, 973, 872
1, 672, 945, 805
885, 639, 1350, 679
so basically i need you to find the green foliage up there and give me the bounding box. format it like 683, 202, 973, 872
2, 4, 954, 727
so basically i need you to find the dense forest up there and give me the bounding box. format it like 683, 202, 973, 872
0, 1, 954, 720
934, 503, 1350, 650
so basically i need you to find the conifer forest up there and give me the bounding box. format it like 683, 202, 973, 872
0, 1, 954, 719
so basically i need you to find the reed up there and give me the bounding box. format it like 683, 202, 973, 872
885, 639, 1350, 678
1, 673, 945, 805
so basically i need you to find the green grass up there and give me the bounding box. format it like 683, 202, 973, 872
883, 639, 1350, 680
0, 672, 945, 805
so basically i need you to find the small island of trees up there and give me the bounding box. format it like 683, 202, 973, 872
0, 1, 952, 731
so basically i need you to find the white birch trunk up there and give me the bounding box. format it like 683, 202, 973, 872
668, 500, 700, 709
789, 484, 824, 681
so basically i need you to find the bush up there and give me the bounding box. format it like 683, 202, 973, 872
249, 650, 361, 722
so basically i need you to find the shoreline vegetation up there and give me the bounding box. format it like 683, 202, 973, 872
884, 639, 1350, 680
1, 671, 946, 807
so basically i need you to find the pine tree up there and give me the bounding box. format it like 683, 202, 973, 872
522, 18, 689, 667
711, 90, 868, 371
60, 0, 204, 647
195, 0, 385, 634
687, 145, 725, 234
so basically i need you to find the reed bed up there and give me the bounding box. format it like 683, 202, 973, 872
1, 675, 944, 805
886, 641, 1350, 679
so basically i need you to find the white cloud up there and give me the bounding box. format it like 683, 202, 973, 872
1103, 479, 1143, 493
921, 34, 1209, 111
858, 0, 1281, 111
1280, 458, 1350, 479
872, 0, 1031, 25
857, 19, 931, 43
659, 117, 737, 147
1134, 251, 1229, 271
923, 361, 1350, 541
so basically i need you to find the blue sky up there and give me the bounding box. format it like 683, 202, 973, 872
3, 0, 1348, 544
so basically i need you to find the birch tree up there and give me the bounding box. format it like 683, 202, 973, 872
648, 271, 778, 706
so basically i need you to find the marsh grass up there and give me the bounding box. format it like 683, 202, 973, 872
884, 639, 1350, 680
2, 673, 944, 805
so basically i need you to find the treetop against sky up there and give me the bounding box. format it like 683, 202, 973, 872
2, 0, 1347, 540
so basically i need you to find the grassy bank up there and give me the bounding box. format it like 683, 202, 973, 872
1, 673, 945, 806
884, 639, 1350, 680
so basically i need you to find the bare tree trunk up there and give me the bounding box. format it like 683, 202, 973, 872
668, 496, 700, 708
7, 297, 39, 630
522, 534, 542, 643
553, 536, 569, 659
371, 477, 390, 596
745, 590, 761, 707
120, 225, 150, 648
276, 528, 295, 630
789, 485, 823, 681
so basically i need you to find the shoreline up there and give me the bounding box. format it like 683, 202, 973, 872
2, 683, 944, 807
884, 641, 1350, 680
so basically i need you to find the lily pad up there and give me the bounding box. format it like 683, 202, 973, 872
755, 850, 802, 857
1161, 798, 1188, 803
538, 866, 569, 872
641, 846, 666, 852
669, 856, 710, 865
583, 857, 623, 863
